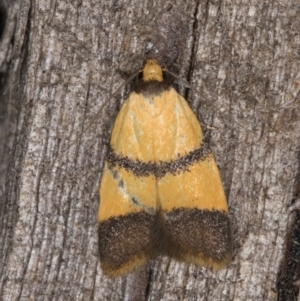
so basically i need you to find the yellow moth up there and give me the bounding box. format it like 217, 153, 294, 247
98, 60, 232, 277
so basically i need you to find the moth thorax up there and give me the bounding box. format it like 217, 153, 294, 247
143, 59, 163, 82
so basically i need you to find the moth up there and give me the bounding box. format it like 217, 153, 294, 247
98, 60, 232, 277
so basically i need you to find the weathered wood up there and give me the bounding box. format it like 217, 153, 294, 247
1, 0, 300, 300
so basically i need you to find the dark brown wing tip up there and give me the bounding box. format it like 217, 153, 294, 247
163, 208, 232, 267
98, 208, 232, 277
100, 254, 149, 278
98, 211, 156, 277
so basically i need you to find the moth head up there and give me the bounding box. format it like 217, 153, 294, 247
143, 59, 163, 82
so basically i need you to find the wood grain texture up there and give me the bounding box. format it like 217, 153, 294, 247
0, 0, 300, 300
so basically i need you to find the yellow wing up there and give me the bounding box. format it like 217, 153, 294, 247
98, 92, 158, 277
154, 90, 231, 269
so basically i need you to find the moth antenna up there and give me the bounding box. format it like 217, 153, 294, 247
164, 68, 217, 131
163, 68, 193, 89
200, 123, 217, 131
62, 68, 142, 153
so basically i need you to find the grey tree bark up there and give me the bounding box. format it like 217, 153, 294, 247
1, 0, 300, 300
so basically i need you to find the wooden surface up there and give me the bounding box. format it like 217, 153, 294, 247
1, 0, 300, 300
